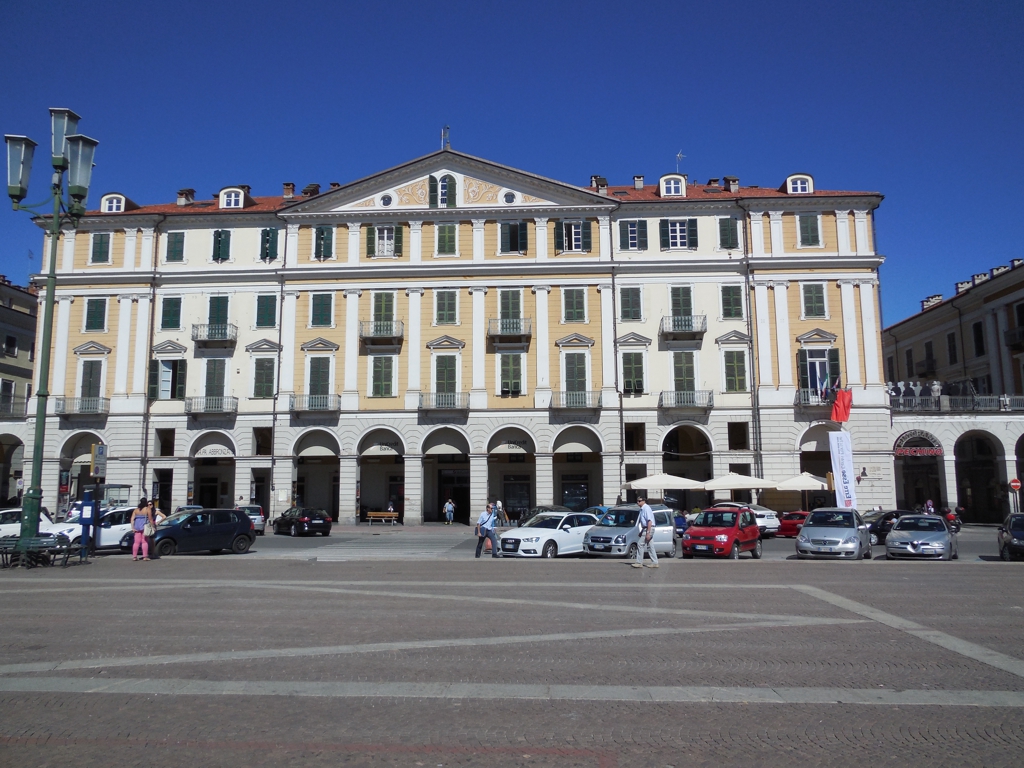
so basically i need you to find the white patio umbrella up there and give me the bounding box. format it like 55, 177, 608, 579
774, 472, 829, 491
702, 472, 778, 491
622, 473, 704, 491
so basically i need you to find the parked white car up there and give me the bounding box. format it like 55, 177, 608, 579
498, 511, 599, 557
0, 507, 63, 538
60, 506, 137, 549
712, 502, 780, 538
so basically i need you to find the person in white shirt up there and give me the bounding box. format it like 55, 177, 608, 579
443, 498, 455, 525
632, 495, 658, 568
475, 503, 500, 558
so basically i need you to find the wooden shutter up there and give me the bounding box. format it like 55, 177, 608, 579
260, 229, 278, 261
148, 360, 159, 400
799, 214, 819, 246
674, 352, 695, 391
209, 296, 228, 326
436, 291, 455, 324
637, 220, 648, 249
582, 220, 592, 251
827, 348, 841, 386
553, 220, 563, 252
519, 221, 529, 252
206, 359, 225, 398
500, 354, 521, 393
443, 175, 456, 208
619, 221, 629, 250
254, 359, 276, 398
670, 287, 692, 317
500, 290, 520, 319
687, 219, 698, 248
500, 223, 511, 253
85, 299, 106, 331
373, 292, 394, 322
660, 219, 670, 249
436, 355, 456, 393
719, 218, 738, 249
309, 357, 330, 396
315, 226, 333, 259
372, 356, 393, 396
161, 297, 180, 329
311, 294, 331, 327
797, 350, 809, 390
394, 224, 403, 256
428, 175, 438, 208
174, 360, 187, 399
366, 225, 376, 256
81, 360, 102, 399
92, 234, 110, 263
256, 295, 276, 327
167, 232, 185, 262
213, 230, 230, 261
565, 353, 586, 392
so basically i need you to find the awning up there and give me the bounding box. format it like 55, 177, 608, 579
703, 472, 778, 491
774, 472, 829, 491
622, 473, 704, 491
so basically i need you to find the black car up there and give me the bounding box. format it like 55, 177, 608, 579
864, 510, 913, 546
998, 514, 1024, 561
120, 509, 254, 556
273, 507, 332, 537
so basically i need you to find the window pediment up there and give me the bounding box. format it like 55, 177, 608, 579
715, 330, 752, 346
73, 341, 112, 356
796, 328, 837, 346
300, 337, 340, 352
616, 332, 652, 347
555, 333, 595, 348
245, 339, 283, 353
152, 340, 188, 357
426, 335, 466, 350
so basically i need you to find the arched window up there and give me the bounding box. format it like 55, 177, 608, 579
429, 175, 457, 208
221, 189, 243, 208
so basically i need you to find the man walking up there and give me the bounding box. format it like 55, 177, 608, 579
475, 502, 500, 558
632, 494, 658, 568
443, 497, 455, 525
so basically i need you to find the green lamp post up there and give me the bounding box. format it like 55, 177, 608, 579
5, 109, 98, 548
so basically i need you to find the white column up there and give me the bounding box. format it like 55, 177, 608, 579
858, 280, 881, 385
123, 230, 137, 272
598, 216, 611, 262
469, 286, 488, 409
536, 453, 554, 506
983, 313, 1002, 394
773, 282, 794, 387
942, 455, 958, 511
996, 309, 1015, 395
853, 210, 871, 255
603, 452, 622, 506
533, 285, 551, 407
598, 284, 615, 393
347, 223, 361, 265
409, 221, 422, 264
338, 455, 358, 525
60, 231, 76, 272
748, 212, 765, 257
279, 291, 299, 394
285, 223, 300, 268
836, 211, 853, 256
405, 288, 423, 409
470, 454, 488, 520
342, 289, 361, 408
838, 280, 862, 386
534, 218, 549, 260
753, 282, 774, 387
768, 211, 784, 256
403, 455, 423, 525
113, 295, 134, 394
138, 228, 155, 271
130, 295, 151, 394
472, 219, 486, 262
51, 296, 74, 398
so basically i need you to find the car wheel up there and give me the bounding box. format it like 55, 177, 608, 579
232, 535, 251, 554
1001, 545, 1012, 562
290, 524, 299, 537
663, 541, 675, 558
869, 533, 879, 546
156, 539, 175, 557
626, 543, 639, 559
885, 552, 894, 560
750, 539, 763, 559
728, 542, 739, 560
542, 541, 557, 558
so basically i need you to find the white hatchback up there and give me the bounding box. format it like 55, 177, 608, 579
498, 512, 599, 558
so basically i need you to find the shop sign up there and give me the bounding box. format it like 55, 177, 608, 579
893, 430, 944, 457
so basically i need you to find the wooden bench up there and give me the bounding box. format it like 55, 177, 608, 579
0, 534, 81, 568
366, 511, 399, 526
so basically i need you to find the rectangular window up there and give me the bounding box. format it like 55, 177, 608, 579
947, 332, 958, 365
798, 348, 841, 391
371, 356, 394, 397
564, 353, 587, 392
373, 292, 395, 322
310, 294, 333, 327
1016, 303, 1024, 329
660, 219, 698, 249
499, 289, 521, 320
972, 321, 985, 356
500, 221, 530, 253
435, 355, 457, 393
670, 286, 692, 317
723, 350, 747, 392
500, 354, 522, 395
886, 355, 895, 383
212, 230, 231, 262
161, 297, 181, 330
727, 422, 749, 450
924, 340, 934, 362
366, 224, 402, 257
148, 359, 186, 400
205, 359, 226, 398
437, 223, 457, 255
435, 290, 457, 324
622, 352, 644, 394
166, 232, 185, 262
255, 295, 277, 328
719, 218, 740, 250
4, 336, 16, 356
209, 296, 228, 325
0, 380, 15, 414
802, 284, 826, 318
84, 298, 106, 331
314, 226, 333, 260
905, 349, 914, 376
80, 360, 102, 399
253, 359, 276, 398
260, 228, 278, 261
563, 288, 586, 322
624, 423, 646, 451
618, 220, 648, 250
798, 214, 820, 247
721, 285, 743, 319
554, 220, 591, 252
308, 357, 330, 396
673, 351, 695, 392
91, 233, 110, 264
620, 287, 641, 321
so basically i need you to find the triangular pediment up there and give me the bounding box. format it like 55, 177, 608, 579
715, 330, 752, 345
73, 341, 112, 355
151, 340, 187, 356
245, 338, 283, 353
796, 328, 838, 345
425, 335, 466, 350
555, 333, 595, 348
616, 332, 652, 347
281, 149, 617, 216
300, 337, 340, 352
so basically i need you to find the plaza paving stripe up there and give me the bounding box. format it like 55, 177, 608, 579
0, 617, 866, 676
1, 676, 1023, 707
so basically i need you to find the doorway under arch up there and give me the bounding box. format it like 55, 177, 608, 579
488, 427, 536, 523
294, 430, 340, 520
421, 427, 472, 524
955, 431, 1006, 523
661, 424, 712, 511
551, 425, 603, 511
893, 430, 945, 510
357, 428, 405, 523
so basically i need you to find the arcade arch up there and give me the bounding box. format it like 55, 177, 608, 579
357, 428, 405, 523
551, 425, 603, 511
661, 424, 712, 509
294, 430, 340, 520
421, 427, 472, 524
893, 430, 945, 510
488, 427, 536, 522
955, 430, 1006, 523
189, 431, 236, 508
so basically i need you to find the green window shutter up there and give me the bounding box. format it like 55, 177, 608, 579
827, 348, 841, 385
256, 295, 277, 328
315, 226, 333, 259
81, 360, 102, 398
659, 219, 670, 250
209, 296, 228, 326
259, 229, 278, 261
582, 220, 592, 251
799, 214, 820, 246
565, 288, 584, 322
637, 220, 648, 250
372, 356, 393, 396
500, 354, 522, 392
565, 353, 586, 392
254, 359, 276, 398
436, 291, 456, 324
366, 225, 376, 256
725, 351, 746, 392
309, 357, 330, 396
798, 350, 809, 390
443, 175, 456, 208
212, 230, 230, 261
619, 221, 629, 250
311, 294, 332, 327
553, 220, 564, 252
175, 360, 187, 399
623, 352, 644, 392
437, 224, 456, 254
620, 287, 640, 320
436, 355, 457, 393
519, 221, 529, 252
206, 359, 225, 398
85, 299, 106, 331
91, 234, 110, 263
687, 219, 698, 248
674, 351, 695, 391
161, 297, 181, 330
722, 286, 742, 319
803, 284, 825, 317
148, 360, 159, 400
394, 224, 403, 256
167, 232, 185, 262
428, 175, 438, 208
670, 287, 692, 317
719, 218, 739, 249
500, 223, 511, 253
373, 292, 394, 322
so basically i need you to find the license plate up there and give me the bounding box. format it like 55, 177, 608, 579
502, 542, 515, 550
593, 544, 608, 550
695, 544, 709, 551
816, 546, 834, 553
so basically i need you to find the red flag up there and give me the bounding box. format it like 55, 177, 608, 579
831, 389, 852, 422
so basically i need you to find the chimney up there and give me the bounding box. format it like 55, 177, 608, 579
921, 294, 944, 311
237, 185, 251, 195
724, 176, 739, 193
301, 183, 320, 197
955, 280, 973, 294
329, 181, 341, 190
633, 175, 644, 190
991, 265, 1010, 278
706, 178, 720, 187
282, 182, 295, 199
176, 188, 195, 206
972, 272, 991, 286
590, 175, 600, 187
592, 176, 608, 195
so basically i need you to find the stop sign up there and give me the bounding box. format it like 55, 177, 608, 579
1011, 478, 1021, 491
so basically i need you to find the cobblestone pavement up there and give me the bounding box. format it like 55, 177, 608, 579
1, 553, 1022, 766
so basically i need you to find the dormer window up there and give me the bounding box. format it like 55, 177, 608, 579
785, 174, 814, 194
221, 190, 243, 208
102, 196, 124, 213
659, 174, 686, 197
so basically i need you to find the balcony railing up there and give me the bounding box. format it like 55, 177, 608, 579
55, 397, 110, 416
359, 320, 404, 341
796, 389, 836, 407
551, 390, 601, 409
0, 397, 28, 419
487, 317, 533, 337
419, 392, 470, 410
659, 315, 708, 338
889, 396, 941, 412
659, 390, 714, 409
290, 394, 340, 412
1005, 327, 1024, 348
192, 324, 238, 344
184, 396, 239, 414
889, 394, 1004, 412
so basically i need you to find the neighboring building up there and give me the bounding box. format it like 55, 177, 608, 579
24, 149, 890, 521
0, 277, 37, 505
882, 263, 1024, 522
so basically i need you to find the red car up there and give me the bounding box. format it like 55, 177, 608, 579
681, 507, 762, 559
778, 511, 810, 538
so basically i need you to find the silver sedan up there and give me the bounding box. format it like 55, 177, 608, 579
795, 508, 871, 560
885, 515, 958, 560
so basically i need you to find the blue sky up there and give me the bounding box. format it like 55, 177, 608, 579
1, 0, 1021, 325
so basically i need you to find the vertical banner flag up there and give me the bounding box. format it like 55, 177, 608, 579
828, 431, 857, 509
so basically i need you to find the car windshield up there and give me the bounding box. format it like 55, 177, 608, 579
805, 511, 855, 528
523, 515, 562, 530
782, 513, 806, 521
1009, 516, 1024, 533
693, 511, 737, 527
599, 509, 639, 527
894, 517, 946, 532
159, 512, 190, 527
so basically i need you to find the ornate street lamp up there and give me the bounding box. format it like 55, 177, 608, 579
5, 109, 98, 547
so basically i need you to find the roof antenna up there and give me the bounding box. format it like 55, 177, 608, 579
675, 150, 685, 174
441, 125, 450, 150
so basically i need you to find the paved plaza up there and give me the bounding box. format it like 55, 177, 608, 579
1, 527, 1023, 766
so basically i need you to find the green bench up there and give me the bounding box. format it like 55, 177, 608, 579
0, 534, 81, 568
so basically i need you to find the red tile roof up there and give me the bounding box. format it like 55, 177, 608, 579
86, 196, 293, 216
592, 184, 880, 201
